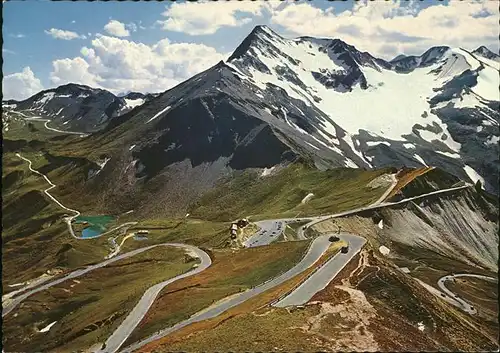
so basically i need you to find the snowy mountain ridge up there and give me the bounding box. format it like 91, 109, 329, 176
220, 25, 498, 191
1, 84, 157, 132
2, 25, 499, 195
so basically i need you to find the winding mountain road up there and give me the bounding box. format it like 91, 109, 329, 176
119, 234, 340, 353
16, 153, 137, 242
4, 157, 478, 353
96, 244, 211, 353
436, 273, 497, 315
2, 244, 210, 319
13, 110, 89, 136
295, 183, 472, 240
15, 153, 82, 236
273, 233, 366, 307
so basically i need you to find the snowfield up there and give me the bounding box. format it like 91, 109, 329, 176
226, 26, 499, 188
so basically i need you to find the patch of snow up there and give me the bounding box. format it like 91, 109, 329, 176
94, 157, 110, 177
485, 135, 499, 145
403, 143, 416, 149
97, 157, 110, 169
344, 158, 358, 168
301, 193, 314, 204
413, 154, 428, 166
399, 267, 411, 274
305, 141, 320, 150
146, 105, 171, 124
129, 144, 136, 151
78, 93, 89, 99
124, 98, 145, 109
378, 220, 384, 229
366, 141, 391, 147
57, 94, 72, 98
476, 125, 483, 132
37, 92, 55, 107
56, 107, 64, 115
317, 129, 339, 145
379, 245, 390, 256
451, 92, 481, 109
39, 321, 57, 333
417, 322, 425, 332
436, 151, 461, 159
471, 63, 499, 101
261, 166, 276, 177
463, 165, 485, 185
453, 48, 480, 71
62, 121, 69, 125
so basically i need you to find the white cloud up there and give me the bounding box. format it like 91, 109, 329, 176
2, 67, 44, 101
50, 35, 228, 94
45, 28, 86, 40
9, 33, 25, 38
269, 0, 499, 59
158, 0, 279, 35
104, 20, 130, 37
71, 20, 76, 24
50, 57, 99, 87
2, 48, 16, 55
126, 22, 138, 32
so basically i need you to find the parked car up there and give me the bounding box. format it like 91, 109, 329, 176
329, 235, 340, 242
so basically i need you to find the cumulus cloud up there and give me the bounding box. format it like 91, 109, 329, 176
104, 20, 130, 37
270, 0, 499, 59
45, 28, 87, 40
50, 35, 228, 94
50, 57, 99, 87
158, 0, 280, 35
2, 67, 44, 101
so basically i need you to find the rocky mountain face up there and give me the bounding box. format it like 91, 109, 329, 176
6, 26, 500, 200
1, 84, 156, 133
99, 25, 498, 195
472, 46, 500, 62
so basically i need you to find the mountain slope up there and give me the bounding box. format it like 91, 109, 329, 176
1, 85, 157, 133
223, 26, 499, 192
11, 26, 500, 201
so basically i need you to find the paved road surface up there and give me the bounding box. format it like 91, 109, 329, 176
96, 244, 211, 353
273, 233, 366, 307
15, 110, 89, 136
119, 235, 336, 353
295, 183, 472, 240
437, 273, 497, 315
2, 244, 207, 318
16, 153, 137, 241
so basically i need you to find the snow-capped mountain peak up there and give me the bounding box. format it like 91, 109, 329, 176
221, 26, 498, 191
472, 46, 499, 62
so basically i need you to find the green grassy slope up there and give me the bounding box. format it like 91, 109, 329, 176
189, 163, 391, 221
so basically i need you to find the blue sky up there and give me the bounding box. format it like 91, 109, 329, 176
2, 0, 497, 100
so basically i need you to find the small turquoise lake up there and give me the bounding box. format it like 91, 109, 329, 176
75, 215, 115, 238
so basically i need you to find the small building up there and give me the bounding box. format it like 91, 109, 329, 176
136, 230, 149, 235
236, 219, 249, 228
